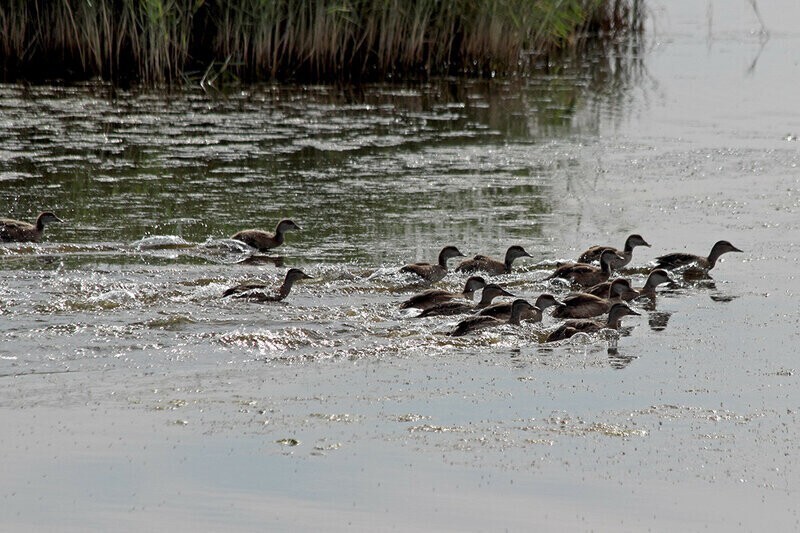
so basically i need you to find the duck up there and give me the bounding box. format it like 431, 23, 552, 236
477, 293, 564, 323
448, 298, 534, 337
399, 276, 486, 310
654, 240, 742, 272
552, 278, 634, 319
400, 245, 465, 282
222, 268, 312, 302
231, 219, 301, 251
546, 302, 641, 342
417, 284, 514, 317
578, 234, 650, 269
455, 245, 531, 275
0, 211, 63, 242
545, 249, 622, 287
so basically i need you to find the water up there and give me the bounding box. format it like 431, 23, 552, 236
2, 0, 800, 530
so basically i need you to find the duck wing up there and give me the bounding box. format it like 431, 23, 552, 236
654, 252, 698, 269
552, 294, 609, 319
222, 281, 269, 297
448, 316, 499, 337
578, 245, 613, 264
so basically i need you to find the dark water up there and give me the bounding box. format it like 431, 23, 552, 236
2, 1, 800, 531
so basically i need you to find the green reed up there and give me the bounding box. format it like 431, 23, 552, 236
0, 0, 642, 85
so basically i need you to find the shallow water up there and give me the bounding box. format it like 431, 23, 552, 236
2, 0, 800, 531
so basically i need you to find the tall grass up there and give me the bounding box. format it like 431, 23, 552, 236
0, 0, 643, 85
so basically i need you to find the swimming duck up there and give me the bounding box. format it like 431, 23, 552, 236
0, 211, 63, 242
578, 234, 650, 269
455, 245, 531, 275
231, 219, 301, 251
545, 249, 622, 287
654, 240, 742, 272
222, 268, 312, 302
399, 276, 486, 310
477, 293, 564, 322
546, 302, 641, 342
552, 278, 634, 319
417, 284, 514, 317
449, 298, 534, 337
400, 245, 465, 282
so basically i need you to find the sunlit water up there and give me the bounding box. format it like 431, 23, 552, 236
2, 1, 800, 531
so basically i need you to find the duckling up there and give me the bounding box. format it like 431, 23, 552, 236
545, 249, 622, 287
578, 234, 650, 269
552, 278, 634, 319
449, 299, 534, 337
546, 302, 641, 342
222, 268, 312, 302
231, 219, 301, 251
477, 293, 563, 323
455, 245, 531, 275
417, 284, 514, 317
654, 240, 742, 272
0, 211, 63, 242
399, 276, 486, 310
400, 245, 465, 282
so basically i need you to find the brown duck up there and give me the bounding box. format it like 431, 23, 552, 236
0, 211, 63, 242
223, 268, 312, 302
578, 234, 650, 269
400, 245, 465, 282
546, 302, 641, 342
477, 293, 563, 323
545, 249, 622, 287
231, 219, 301, 251
417, 284, 514, 317
455, 245, 531, 275
399, 276, 486, 311
654, 240, 742, 272
552, 278, 633, 319
449, 299, 534, 337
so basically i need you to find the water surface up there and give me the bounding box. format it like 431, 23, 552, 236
2, 0, 800, 531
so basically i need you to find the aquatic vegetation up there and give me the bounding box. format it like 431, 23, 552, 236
0, 0, 643, 85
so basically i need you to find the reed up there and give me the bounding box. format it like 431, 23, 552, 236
0, 0, 643, 85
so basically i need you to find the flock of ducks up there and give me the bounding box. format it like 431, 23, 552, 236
2, 212, 743, 345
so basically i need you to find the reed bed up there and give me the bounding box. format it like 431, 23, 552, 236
0, 0, 643, 85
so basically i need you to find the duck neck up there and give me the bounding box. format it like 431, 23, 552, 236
600, 257, 613, 275
36, 215, 46, 232
476, 292, 496, 307
706, 248, 723, 269
503, 255, 513, 274
508, 305, 526, 325
277, 279, 295, 301
273, 227, 286, 245
606, 314, 623, 329
438, 251, 449, 269
640, 279, 658, 295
